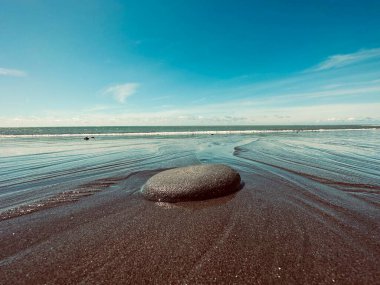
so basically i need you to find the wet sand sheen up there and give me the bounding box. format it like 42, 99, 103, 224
1, 171, 379, 284
0, 130, 379, 284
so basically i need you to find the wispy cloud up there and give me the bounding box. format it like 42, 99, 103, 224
84, 105, 113, 112
0, 67, 27, 77
267, 85, 380, 101
2, 102, 379, 127
310, 48, 380, 71
3, 46, 380, 127
104, 83, 139, 103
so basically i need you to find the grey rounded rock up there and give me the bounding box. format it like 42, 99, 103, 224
141, 164, 241, 202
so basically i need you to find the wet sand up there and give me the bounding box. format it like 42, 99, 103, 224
1, 131, 380, 284
1, 170, 379, 284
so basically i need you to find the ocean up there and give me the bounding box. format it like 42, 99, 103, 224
0, 124, 375, 137
0, 124, 379, 216
1, 125, 379, 283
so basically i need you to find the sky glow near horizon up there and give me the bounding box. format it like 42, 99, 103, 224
0, 0, 380, 127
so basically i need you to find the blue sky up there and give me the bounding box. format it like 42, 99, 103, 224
1, 0, 380, 126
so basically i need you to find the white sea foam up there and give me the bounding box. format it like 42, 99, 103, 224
0, 128, 377, 138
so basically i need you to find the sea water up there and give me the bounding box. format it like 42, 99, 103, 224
0, 125, 379, 220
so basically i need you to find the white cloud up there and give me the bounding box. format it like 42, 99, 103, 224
2, 101, 380, 127
275, 85, 380, 100
3, 47, 380, 127
310, 48, 380, 71
104, 83, 139, 103
0, 67, 27, 77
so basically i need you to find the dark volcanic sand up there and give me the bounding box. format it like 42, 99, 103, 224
1, 171, 379, 284
1, 131, 380, 284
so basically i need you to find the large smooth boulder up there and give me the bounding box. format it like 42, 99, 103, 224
141, 164, 241, 202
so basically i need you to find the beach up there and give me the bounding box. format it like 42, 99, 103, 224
1, 126, 379, 284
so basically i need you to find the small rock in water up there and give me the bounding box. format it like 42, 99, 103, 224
141, 164, 241, 202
